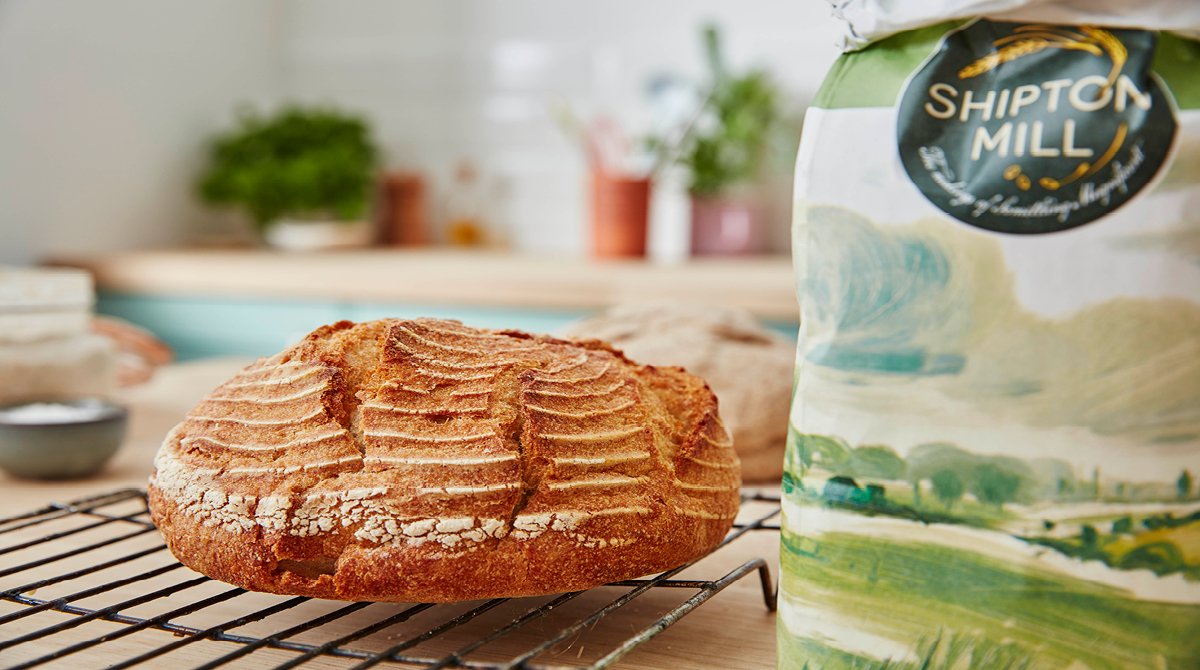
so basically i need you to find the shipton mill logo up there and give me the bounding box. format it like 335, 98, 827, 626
897, 20, 1177, 234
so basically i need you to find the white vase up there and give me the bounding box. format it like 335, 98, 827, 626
263, 220, 373, 252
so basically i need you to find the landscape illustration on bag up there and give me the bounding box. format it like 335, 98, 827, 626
784, 435, 1198, 580
781, 207, 1200, 669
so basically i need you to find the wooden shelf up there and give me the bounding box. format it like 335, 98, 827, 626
50, 248, 799, 323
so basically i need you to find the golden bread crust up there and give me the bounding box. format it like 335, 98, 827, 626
148, 319, 740, 602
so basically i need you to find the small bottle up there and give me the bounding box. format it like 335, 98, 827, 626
445, 160, 485, 246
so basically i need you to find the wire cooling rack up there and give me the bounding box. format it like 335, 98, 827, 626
0, 489, 779, 669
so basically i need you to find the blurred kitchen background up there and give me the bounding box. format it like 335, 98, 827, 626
1, 0, 841, 361
0, 0, 850, 355
0, 0, 842, 500
2, 0, 839, 260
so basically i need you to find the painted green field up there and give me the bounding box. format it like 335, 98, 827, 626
779, 530, 1200, 670
780, 632, 1038, 670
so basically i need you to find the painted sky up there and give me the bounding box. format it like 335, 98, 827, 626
801, 205, 1200, 444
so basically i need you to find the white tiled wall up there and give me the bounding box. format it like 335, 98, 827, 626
0, 1, 843, 264
0, 0, 285, 265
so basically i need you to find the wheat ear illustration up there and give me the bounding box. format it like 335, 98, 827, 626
1082, 27, 1127, 87
958, 39, 1048, 78
957, 24, 1118, 79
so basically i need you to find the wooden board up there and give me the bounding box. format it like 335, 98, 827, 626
49, 249, 798, 322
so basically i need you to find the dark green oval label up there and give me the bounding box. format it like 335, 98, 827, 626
897, 20, 1177, 234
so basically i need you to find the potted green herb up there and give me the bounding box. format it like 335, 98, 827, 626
680, 26, 779, 255
198, 106, 379, 251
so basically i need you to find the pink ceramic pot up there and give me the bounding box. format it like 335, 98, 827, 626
689, 196, 765, 256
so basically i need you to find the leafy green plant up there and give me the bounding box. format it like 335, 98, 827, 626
198, 106, 378, 230
681, 25, 779, 196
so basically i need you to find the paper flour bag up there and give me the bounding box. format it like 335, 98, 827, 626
782, 1, 1200, 667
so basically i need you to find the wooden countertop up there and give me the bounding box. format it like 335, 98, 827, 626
0, 360, 781, 669
50, 248, 799, 322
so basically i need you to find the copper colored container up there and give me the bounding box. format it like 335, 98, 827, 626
590, 172, 650, 258
378, 173, 429, 246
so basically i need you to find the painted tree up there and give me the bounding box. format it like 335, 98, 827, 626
971, 464, 1021, 509
906, 442, 975, 508
931, 470, 964, 510
1081, 524, 1099, 549
846, 445, 907, 480
797, 434, 850, 471
1179, 470, 1194, 501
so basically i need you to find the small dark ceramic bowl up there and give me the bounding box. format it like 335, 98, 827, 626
0, 398, 128, 479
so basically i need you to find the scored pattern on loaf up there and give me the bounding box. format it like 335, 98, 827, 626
152, 318, 740, 562
179, 429, 347, 455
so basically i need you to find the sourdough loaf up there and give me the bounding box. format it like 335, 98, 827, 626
148, 318, 741, 602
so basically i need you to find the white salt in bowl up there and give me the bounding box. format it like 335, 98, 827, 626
0, 399, 127, 479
